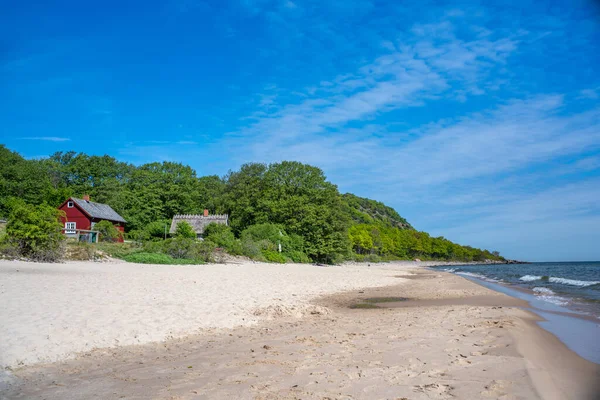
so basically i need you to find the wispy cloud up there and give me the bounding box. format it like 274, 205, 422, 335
220, 8, 600, 260
21, 137, 71, 142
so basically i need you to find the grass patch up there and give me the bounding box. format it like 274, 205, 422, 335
96, 242, 142, 259
349, 303, 381, 309
122, 252, 203, 265
363, 297, 409, 303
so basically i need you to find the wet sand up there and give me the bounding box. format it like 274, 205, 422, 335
3, 267, 599, 399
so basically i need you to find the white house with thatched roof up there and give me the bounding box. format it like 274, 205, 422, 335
169, 210, 228, 238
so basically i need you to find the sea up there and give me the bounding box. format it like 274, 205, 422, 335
432, 261, 600, 364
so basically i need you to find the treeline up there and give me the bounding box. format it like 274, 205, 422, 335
0, 145, 504, 263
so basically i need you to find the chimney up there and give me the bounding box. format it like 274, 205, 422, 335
203, 209, 209, 217
83, 194, 90, 201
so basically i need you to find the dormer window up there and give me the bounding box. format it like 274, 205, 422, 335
67, 201, 74, 208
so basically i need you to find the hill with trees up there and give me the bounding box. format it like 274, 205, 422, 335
0, 145, 504, 263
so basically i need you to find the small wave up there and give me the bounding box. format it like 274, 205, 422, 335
548, 277, 600, 287
443, 268, 457, 273
456, 271, 487, 279
532, 287, 569, 306
519, 275, 542, 282
533, 287, 555, 295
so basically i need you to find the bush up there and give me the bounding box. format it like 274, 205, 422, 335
203, 223, 241, 254
240, 223, 310, 263
163, 237, 196, 259
175, 221, 196, 239
142, 237, 216, 263
262, 250, 287, 263
240, 237, 264, 260
127, 229, 150, 243
96, 242, 142, 258
95, 220, 122, 242
2, 200, 65, 262
190, 239, 216, 263
145, 220, 171, 240
286, 250, 311, 263
123, 252, 201, 265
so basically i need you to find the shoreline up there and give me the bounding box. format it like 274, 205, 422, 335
2, 261, 599, 399
431, 265, 600, 365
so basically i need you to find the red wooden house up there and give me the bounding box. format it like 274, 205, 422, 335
58, 195, 126, 242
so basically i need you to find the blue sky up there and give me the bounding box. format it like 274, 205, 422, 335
1, 0, 600, 261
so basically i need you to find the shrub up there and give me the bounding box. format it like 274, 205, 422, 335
203, 223, 241, 254
144, 220, 171, 240
2, 201, 65, 262
190, 239, 216, 263
142, 237, 216, 263
241, 223, 310, 263
262, 250, 287, 263
96, 242, 142, 259
122, 252, 201, 265
241, 223, 284, 244
95, 220, 122, 242
286, 250, 311, 263
163, 237, 196, 259
127, 229, 150, 243
175, 221, 196, 239
240, 237, 264, 260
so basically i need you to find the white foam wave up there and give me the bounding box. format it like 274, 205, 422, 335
533, 287, 555, 295
548, 277, 600, 287
532, 287, 568, 306
519, 275, 542, 282
456, 271, 487, 280
443, 268, 457, 273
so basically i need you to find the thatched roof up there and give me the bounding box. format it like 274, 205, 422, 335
169, 214, 228, 235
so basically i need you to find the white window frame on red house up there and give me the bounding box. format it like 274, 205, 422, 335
67, 201, 74, 208
65, 222, 76, 234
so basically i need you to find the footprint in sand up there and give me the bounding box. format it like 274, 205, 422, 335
413, 383, 454, 399
480, 379, 512, 398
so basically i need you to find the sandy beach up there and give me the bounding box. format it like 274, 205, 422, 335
1, 259, 599, 399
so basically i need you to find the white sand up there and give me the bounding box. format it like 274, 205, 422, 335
0, 259, 406, 368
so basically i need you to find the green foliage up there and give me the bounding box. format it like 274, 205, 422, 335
142, 237, 215, 262
342, 193, 412, 229
95, 242, 141, 259
144, 220, 171, 240
203, 223, 241, 254
223, 162, 351, 263
262, 250, 287, 263
122, 252, 202, 265
346, 223, 505, 262
174, 221, 196, 239
2, 200, 65, 261
94, 220, 121, 242
0, 145, 505, 264
239, 223, 311, 263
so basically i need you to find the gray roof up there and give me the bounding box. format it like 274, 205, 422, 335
170, 214, 228, 235
72, 198, 127, 223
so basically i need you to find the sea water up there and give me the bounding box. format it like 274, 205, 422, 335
435, 262, 600, 317
433, 261, 600, 364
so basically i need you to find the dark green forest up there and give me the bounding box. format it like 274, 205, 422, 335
0, 145, 504, 263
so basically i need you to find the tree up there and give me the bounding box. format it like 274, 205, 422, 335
174, 221, 196, 239
3, 200, 65, 261
95, 220, 122, 242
